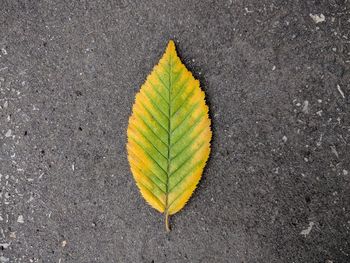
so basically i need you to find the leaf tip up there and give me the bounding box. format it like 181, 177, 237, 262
167, 40, 176, 52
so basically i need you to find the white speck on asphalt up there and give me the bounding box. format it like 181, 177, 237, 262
27, 195, 34, 203
336, 84, 345, 99
17, 215, 24, 223
302, 100, 309, 114
330, 146, 339, 158
244, 7, 253, 13
316, 134, 323, 147
62, 240, 67, 247
0, 256, 9, 262
5, 129, 12, 137
310, 13, 325, 23
0, 243, 10, 249
1, 48, 7, 55
300, 221, 314, 237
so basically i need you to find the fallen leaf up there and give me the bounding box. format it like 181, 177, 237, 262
127, 40, 211, 231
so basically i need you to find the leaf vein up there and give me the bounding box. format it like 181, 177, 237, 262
170, 127, 208, 161
133, 112, 168, 146
171, 76, 191, 103
169, 142, 206, 178
138, 180, 165, 207
171, 102, 200, 134
171, 114, 205, 147
169, 159, 204, 193
129, 139, 168, 176
171, 86, 197, 117
155, 71, 170, 91
128, 147, 167, 184
142, 90, 169, 120
147, 80, 169, 105
131, 161, 167, 193
129, 126, 168, 160
138, 102, 169, 134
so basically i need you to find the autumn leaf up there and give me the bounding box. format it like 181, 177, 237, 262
127, 40, 211, 231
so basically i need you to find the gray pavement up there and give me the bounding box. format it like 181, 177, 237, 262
0, 1, 349, 262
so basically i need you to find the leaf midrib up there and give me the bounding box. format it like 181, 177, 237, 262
165, 54, 172, 213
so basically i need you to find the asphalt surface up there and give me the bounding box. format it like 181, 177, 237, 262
0, 1, 349, 262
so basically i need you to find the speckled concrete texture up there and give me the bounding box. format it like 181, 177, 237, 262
0, 1, 349, 262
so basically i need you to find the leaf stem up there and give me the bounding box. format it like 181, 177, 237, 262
165, 212, 170, 232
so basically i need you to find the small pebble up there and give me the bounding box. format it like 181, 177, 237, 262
5, 129, 12, 137
302, 100, 310, 114
1, 48, 7, 55
310, 13, 326, 24
0, 256, 9, 263
17, 215, 24, 223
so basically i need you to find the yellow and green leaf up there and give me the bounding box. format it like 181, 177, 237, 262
127, 40, 211, 231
